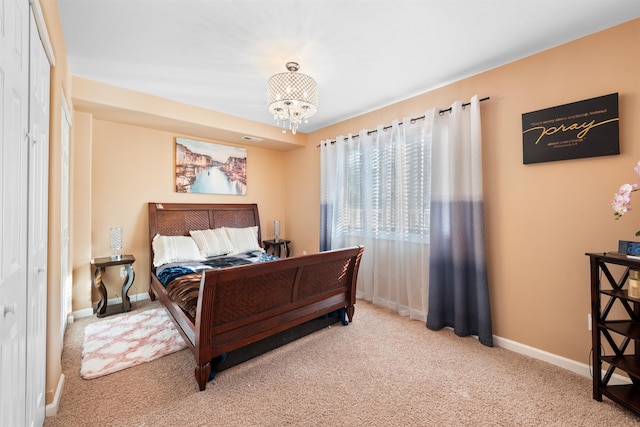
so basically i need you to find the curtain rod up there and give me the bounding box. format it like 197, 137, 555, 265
319, 96, 490, 147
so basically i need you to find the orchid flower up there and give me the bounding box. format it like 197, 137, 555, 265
612, 161, 640, 236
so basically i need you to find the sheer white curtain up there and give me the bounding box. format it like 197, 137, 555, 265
320, 95, 492, 345
320, 117, 431, 321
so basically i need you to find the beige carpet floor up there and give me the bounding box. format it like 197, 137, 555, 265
45, 300, 640, 426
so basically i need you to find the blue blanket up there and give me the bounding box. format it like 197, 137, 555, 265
156, 251, 279, 287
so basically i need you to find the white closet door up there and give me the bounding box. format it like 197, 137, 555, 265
0, 0, 30, 425
25, 7, 50, 427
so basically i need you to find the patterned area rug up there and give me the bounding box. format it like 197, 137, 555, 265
81, 308, 187, 379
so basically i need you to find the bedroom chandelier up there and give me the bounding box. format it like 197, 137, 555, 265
267, 62, 318, 134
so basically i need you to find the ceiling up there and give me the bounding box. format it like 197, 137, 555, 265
57, 0, 640, 134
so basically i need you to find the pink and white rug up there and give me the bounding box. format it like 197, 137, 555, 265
81, 307, 187, 379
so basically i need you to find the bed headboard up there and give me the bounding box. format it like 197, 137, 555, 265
149, 203, 262, 234
147, 202, 263, 299
148, 202, 262, 244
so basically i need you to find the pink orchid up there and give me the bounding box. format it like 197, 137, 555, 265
612, 162, 640, 237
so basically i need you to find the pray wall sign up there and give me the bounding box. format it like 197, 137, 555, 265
522, 93, 619, 164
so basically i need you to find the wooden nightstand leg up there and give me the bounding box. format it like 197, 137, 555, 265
92, 266, 108, 317
121, 264, 135, 312
283, 241, 290, 258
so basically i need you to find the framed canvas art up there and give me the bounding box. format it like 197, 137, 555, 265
522, 93, 619, 164
175, 138, 247, 195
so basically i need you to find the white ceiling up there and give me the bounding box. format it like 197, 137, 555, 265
57, 0, 640, 134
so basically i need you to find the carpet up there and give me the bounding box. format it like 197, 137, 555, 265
81, 307, 187, 379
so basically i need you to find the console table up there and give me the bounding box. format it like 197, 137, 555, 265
91, 255, 135, 318
587, 251, 640, 416
263, 239, 291, 258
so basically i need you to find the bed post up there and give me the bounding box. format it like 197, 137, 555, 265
194, 363, 211, 391
346, 305, 355, 323
346, 245, 364, 323
194, 270, 216, 390
148, 203, 159, 301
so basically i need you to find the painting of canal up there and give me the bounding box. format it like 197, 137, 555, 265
175, 138, 247, 195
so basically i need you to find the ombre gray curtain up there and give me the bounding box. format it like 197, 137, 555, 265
425, 95, 492, 346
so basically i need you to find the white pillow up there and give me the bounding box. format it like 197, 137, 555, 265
222, 226, 263, 255
189, 228, 235, 257
152, 234, 205, 267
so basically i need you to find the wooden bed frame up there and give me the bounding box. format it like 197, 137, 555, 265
148, 202, 364, 391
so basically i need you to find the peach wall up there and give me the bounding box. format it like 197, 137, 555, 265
290, 18, 640, 364
71, 111, 93, 312
87, 120, 288, 300
41, 0, 72, 406
284, 139, 321, 256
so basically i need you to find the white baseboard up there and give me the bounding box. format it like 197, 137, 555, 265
72, 307, 93, 319
493, 335, 630, 385
45, 373, 64, 417
72, 291, 151, 319
128, 291, 151, 303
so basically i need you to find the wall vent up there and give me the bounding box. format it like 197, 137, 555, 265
242, 135, 263, 142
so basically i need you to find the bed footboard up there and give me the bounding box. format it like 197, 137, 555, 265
191, 245, 364, 391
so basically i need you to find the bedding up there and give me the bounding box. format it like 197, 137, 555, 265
189, 228, 235, 257
152, 223, 272, 318
155, 250, 276, 284
222, 226, 262, 254
156, 250, 278, 319
152, 234, 205, 267
154, 226, 264, 268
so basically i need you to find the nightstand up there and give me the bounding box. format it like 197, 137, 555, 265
263, 239, 291, 258
91, 255, 136, 317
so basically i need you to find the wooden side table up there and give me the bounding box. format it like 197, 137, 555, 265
263, 239, 291, 258
91, 255, 136, 318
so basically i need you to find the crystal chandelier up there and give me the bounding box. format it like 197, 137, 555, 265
267, 62, 318, 134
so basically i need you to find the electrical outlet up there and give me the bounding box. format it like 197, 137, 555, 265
587, 313, 592, 331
